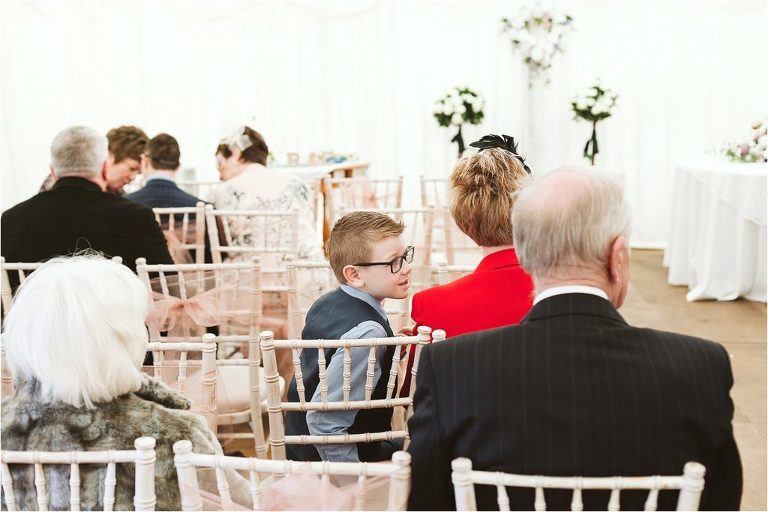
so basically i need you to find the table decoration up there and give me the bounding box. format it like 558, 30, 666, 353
724, 120, 767, 163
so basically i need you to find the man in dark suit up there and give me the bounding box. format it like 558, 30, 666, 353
126, 133, 204, 209
126, 133, 210, 263
2, 126, 173, 273
407, 167, 742, 511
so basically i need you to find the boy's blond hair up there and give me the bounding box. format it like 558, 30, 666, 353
449, 148, 529, 247
326, 211, 405, 284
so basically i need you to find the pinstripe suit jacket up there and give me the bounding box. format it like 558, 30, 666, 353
407, 293, 741, 511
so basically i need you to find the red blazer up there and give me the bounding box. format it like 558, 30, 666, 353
412, 248, 534, 338
400, 248, 534, 396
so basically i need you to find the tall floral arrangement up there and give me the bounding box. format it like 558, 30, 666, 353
571, 81, 618, 165
501, 3, 573, 85
724, 120, 768, 163
434, 87, 485, 157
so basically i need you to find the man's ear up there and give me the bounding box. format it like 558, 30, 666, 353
608, 235, 628, 283
100, 160, 109, 182
48, 164, 56, 181
342, 264, 364, 288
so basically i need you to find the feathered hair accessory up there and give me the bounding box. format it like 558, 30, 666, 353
469, 134, 532, 174
221, 126, 253, 153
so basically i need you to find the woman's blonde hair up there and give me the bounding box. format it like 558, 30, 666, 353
325, 211, 405, 284
449, 148, 530, 247
3, 255, 149, 408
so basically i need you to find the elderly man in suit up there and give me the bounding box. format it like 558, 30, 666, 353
2, 126, 172, 273
407, 167, 742, 511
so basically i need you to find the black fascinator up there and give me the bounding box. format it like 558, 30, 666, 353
469, 134, 532, 174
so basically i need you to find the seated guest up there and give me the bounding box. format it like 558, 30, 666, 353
126, 133, 211, 263
2, 126, 172, 273
212, 126, 322, 262
400, 135, 534, 395
411, 134, 533, 338
40, 125, 148, 194
1, 255, 251, 510
285, 212, 412, 462
407, 168, 741, 511
126, 133, 203, 208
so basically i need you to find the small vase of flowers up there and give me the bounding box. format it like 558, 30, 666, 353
571, 81, 618, 165
434, 87, 485, 157
724, 120, 768, 163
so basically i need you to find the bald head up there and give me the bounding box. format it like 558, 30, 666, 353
512, 167, 631, 283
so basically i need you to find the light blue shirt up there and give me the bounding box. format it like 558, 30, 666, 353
305, 285, 390, 462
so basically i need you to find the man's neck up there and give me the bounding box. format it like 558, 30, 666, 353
146, 170, 176, 180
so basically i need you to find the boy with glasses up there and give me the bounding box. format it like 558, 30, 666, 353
285, 211, 414, 462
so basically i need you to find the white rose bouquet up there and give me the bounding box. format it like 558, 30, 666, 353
434, 87, 485, 156
571, 81, 618, 165
724, 120, 768, 163
501, 3, 574, 85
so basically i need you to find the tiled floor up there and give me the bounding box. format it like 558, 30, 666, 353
622, 250, 766, 511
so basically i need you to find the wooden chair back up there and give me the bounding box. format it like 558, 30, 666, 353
135, 258, 267, 457
1, 437, 157, 511
419, 176, 483, 266
324, 176, 403, 224
152, 202, 206, 264
173, 440, 411, 511
435, 259, 476, 286
145, 334, 218, 431
260, 327, 432, 461
451, 458, 706, 512
205, 205, 299, 267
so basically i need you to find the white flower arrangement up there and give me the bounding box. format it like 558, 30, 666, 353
501, 3, 573, 84
724, 120, 768, 163
571, 81, 619, 165
433, 87, 485, 128
434, 87, 485, 156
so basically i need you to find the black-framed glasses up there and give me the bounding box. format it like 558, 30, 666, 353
354, 246, 414, 273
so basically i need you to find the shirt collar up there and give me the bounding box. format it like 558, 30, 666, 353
533, 285, 609, 305
146, 175, 176, 184
339, 284, 388, 321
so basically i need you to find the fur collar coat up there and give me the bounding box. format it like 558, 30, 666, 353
1, 375, 250, 510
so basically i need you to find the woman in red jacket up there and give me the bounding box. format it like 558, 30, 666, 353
413, 134, 535, 338
401, 136, 535, 395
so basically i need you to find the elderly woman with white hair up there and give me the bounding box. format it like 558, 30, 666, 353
1, 255, 251, 510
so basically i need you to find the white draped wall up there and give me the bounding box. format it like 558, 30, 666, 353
1, 0, 766, 246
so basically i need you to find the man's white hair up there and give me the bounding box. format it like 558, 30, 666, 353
50, 126, 107, 177
3, 255, 149, 408
512, 167, 632, 280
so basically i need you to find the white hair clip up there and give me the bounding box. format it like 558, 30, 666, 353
223, 126, 253, 153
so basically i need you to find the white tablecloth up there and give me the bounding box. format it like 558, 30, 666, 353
663, 158, 767, 302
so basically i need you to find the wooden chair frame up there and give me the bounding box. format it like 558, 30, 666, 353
260, 327, 432, 460
145, 334, 217, 431
135, 258, 268, 457
451, 458, 707, 512
323, 175, 403, 224
173, 440, 411, 511
435, 259, 476, 286
205, 205, 299, 266
152, 202, 206, 264
1, 437, 157, 512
